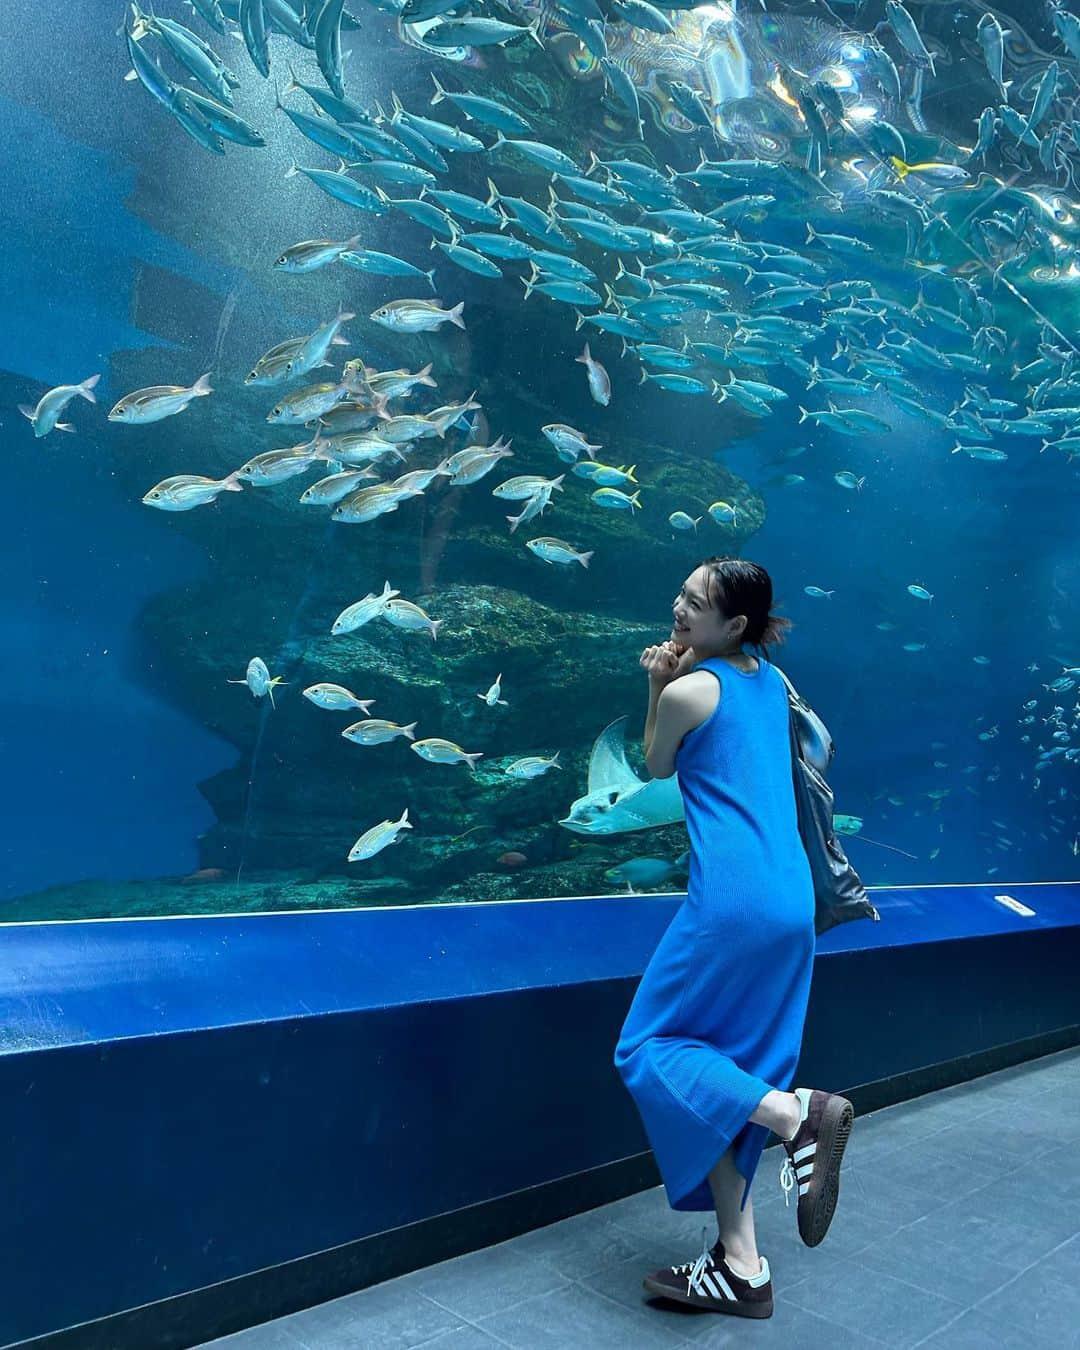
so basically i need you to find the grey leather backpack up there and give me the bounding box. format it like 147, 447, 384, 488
774, 666, 882, 937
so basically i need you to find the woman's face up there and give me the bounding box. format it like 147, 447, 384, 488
671, 566, 745, 652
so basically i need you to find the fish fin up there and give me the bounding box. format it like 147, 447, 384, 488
579, 550, 593, 568
526, 16, 544, 48
425, 267, 436, 293
574, 308, 586, 331
486, 176, 500, 206
449, 301, 466, 329
192, 372, 212, 396
576, 342, 591, 364
430, 71, 446, 105
123, 69, 138, 81
55, 422, 76, 433
18, 404, 35, 420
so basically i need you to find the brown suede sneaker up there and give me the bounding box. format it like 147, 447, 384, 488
642, 1225, 774, 1318
779, 1086, 855, 1247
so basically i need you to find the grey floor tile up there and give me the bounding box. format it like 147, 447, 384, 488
195, 1051, 1080, 1349
473, 1280, 690, 1348
897, 1206, 1057, 1269
913, 1305, 1063, 1349
200, 1322, 308, 1349
840, 1222, 1015, 1307
704, 1298, 891, 1348
505, 1204, 651, 1280
396, 1244, 572, 1323
781, 1259, 966, 1348
419, 1326, 513, 1348
276, 1285, 465, 1350
972, 1258, 1080, 1344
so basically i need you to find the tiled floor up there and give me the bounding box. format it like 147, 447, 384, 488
201, 1048, 1080, 1349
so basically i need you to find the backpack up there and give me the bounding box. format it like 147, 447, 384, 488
773, 666, 882, 937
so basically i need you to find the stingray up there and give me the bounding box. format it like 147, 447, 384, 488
559, 716, 687, 836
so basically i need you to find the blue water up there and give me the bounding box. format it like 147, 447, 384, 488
2, 0, 1078, 916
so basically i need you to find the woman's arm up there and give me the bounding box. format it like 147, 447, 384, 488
644, 680, 663, 759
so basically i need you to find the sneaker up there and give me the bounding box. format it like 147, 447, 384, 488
642, 1225, 774, 1318
778, 1086, 855, 1247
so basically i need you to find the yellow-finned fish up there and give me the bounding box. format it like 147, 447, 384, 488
591, 487, 641, 511
889, 156, 968, 183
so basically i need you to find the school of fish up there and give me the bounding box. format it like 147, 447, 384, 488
19, 0, 1080, 872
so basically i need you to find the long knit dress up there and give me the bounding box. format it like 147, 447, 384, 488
614, 652, 817, 1214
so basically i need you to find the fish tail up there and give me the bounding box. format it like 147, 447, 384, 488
79, 373, 102, 402
429, 71, 446, 105
398, 807, 412, 826
576, 342, 591, 364
638, 368, 648, 384
485, 176, 500, 207
889, 154, 910, 179
798, 405, 810, 423
574, 308, 585, 332
626, 464, 637, 483
465, 751, 484, 771
521, 275, 533, 300
430, 619, 445, 641
526, 16, 544, 49
417, 362, 436, 386
578, 550, 594, 569
403, 722, 417, 739
449, 301, 466, 329
192, 371, 212, 396
424, 267, 436, 293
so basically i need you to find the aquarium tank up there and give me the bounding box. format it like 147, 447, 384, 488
3, 0, 1077, 923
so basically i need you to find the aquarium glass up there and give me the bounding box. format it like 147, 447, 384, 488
3, 0, 1078, 922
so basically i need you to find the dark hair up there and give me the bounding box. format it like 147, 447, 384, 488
696, 556, 793, 655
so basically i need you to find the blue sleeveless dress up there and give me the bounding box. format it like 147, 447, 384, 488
614, 652, 816, 1213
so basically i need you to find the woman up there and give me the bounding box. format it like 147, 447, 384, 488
613, 556, 855, 1320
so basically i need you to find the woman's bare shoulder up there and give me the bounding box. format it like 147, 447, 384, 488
678, 669, 722, 720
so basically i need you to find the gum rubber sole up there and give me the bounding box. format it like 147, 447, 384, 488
642, 1274, 774, 1318
802, 1094, 854, 1247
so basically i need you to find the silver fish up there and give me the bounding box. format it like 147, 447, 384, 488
299, 467, 380, 503
287, 308, 355, 378
348, 808, 412, 861
19, 374, 100, 437
575, 343, 611, 406
142, 472, 243, 511
370, 298, 465, 332
274, 234, 362, 272
331, 580, 400, 634
108, 373, 212, 424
